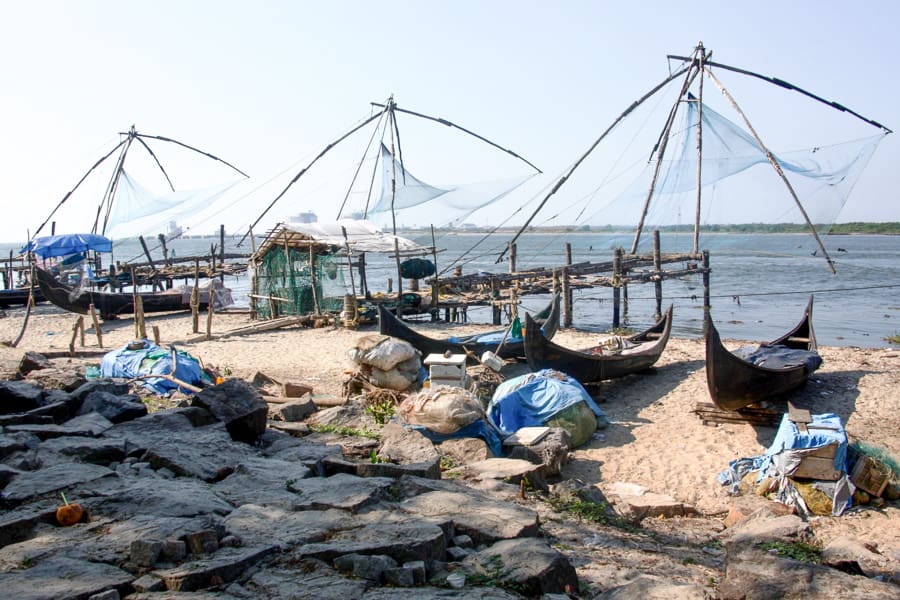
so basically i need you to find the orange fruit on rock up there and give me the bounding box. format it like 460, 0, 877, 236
56, 502, 84, 526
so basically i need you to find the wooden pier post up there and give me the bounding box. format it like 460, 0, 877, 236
561, 266, 572, 327
135, 295, 146, 339
206, 279, 215, 340
393, 238, 402, 305
309, 245, 320, 315
491, 278, 501, 325
359, 252, 370, 299
249, 273, 258, 320
508, 242, 517, 274
612, 248, 623, 330
158, 233, 170, 267
191, 260, 200, 333
138, 236, 160, 291
653, 230, 663, 320
564, 242, 574, 325
702, 250, 711, 325
219, 225, 226, 280
430, 225, 439, 311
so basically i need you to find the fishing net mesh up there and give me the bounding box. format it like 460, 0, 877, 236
253, 247, 346, 318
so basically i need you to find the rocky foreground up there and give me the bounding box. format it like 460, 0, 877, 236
0, 355, 898, 600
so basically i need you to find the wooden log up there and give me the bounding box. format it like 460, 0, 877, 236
129, 373, 202, 394
88, 304, 103, 348
69, 316, 84, 355
135, 295, 146, 339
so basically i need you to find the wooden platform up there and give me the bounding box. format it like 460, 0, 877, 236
693, 402, 782, 427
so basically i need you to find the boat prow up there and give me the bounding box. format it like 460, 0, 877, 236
378, 293, 560, 363
524, 305, 673, 384
34, 265, 230, 320
705, 295, 820, 411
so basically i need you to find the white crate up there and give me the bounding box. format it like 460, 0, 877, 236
424, 353, 466, 387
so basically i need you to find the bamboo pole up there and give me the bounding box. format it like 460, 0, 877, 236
693, 47, 706, 255
703, 67, 836, 274
632, 52, 705, 253
561, 267, 571, 328
503, 65, 693, 259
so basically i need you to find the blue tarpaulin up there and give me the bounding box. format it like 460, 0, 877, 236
100, 339, 209, 395
718, 412, 852, 516
761, 412, 848, 474
21, 233, 113, 259
733, 344, 823, 373
487, 369, 606, 436
411, 419, 504, 457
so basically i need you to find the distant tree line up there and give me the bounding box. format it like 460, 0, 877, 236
424, 222, 900, 235
581, 223, 900, 235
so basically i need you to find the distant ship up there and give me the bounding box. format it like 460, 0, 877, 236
289, 211, 318, 224
166, 221, 183, 238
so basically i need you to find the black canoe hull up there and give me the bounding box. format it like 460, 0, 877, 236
0, 287, 45, 308
705, 296, 819, 411
524, 305, 673, 383
35, 266, 216, 319
378, 293, 560, 362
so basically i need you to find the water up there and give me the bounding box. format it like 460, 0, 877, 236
5, 231, 899, 348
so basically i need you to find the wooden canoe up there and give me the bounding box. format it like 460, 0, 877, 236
524, 305, 673, 383
377, 293, 560, 362
705, 295, 820, 411
34, 266, 228, 320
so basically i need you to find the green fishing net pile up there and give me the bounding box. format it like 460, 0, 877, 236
254, 247, 346, 318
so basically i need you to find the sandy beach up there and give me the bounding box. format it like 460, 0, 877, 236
1, 306, 898, 578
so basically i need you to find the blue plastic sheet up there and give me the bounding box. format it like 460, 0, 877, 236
760, 412, 848, 474
22, 233, 112, 259
733, 344, 823, 372
487, 369, 606, 436
100, 339, 209, 395
718, 412, 852, 515
411, 419, 504, 457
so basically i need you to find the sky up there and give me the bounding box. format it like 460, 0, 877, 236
1, 1, 898, 244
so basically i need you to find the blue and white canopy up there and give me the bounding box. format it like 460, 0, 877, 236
21, 233, 113, 259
